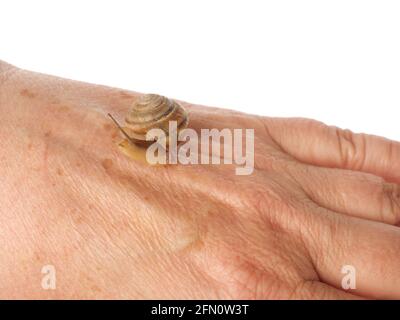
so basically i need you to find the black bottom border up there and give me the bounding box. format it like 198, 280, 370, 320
0, 300, 398, 318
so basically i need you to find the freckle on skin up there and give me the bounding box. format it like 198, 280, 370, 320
44, 130, 51, 138
57, 168, 64, 176
91, 285, 101, 293
103, 123, 112, 131
101, 158, 113, 171
111, 131, 118, 139
58, 105, 70, 112
105, 123, 119, 139
75, 215, 84, 225
34, 252, 40, 261
20, 89, 36, 98
50, 97, 60, 104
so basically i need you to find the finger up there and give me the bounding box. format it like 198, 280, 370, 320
264, 117, 400, 183
288, 164, 400, 225
304, 207, 400, 299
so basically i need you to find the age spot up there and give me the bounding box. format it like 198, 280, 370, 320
58, 105, 70, 113
20, 89, 36, 98
103, 123, 112, 131
101, 158, 113, 171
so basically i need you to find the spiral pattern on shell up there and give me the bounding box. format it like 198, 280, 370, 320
124, 94, 189, 143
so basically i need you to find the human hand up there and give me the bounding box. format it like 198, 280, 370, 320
1, 61, 399, 299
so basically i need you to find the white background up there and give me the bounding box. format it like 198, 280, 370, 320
1, 0, 399, 139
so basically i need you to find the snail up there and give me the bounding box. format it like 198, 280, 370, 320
108, 94, 189, 147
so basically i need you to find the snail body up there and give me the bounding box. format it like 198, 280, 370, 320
109, 94, 189, 147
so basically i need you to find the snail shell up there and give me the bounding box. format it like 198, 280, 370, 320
123, 94, 189, 145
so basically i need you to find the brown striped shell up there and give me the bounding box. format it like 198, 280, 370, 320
123, 94, 189, 145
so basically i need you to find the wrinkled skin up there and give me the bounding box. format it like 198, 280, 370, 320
1, 61, 400, 299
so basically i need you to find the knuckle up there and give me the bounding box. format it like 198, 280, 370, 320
308, 210, 346, 269
381, 182, 400, 225
332, 127, 367, 170
241, 181, 280, 214
208, 242, 301, 299
242, 178, 304, 229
